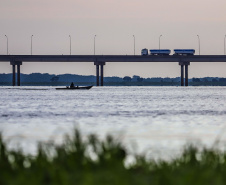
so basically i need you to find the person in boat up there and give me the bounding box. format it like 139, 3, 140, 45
70, 82, 75, 88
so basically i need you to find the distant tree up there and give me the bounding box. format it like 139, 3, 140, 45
192, 78, 200, 82
163, 77, 171, 82
219, 78, 226, 82
123, 76, 132, 82
137, 77, 143, 82
212, 78, 218, 82
132, 75, 140, 79
50, 76, 59, 82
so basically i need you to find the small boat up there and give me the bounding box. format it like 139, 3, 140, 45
56, 86, 93, 90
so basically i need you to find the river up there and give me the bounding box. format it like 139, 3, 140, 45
1, 86, 226, 159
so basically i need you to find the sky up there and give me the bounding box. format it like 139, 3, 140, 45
0, 0, 226, 78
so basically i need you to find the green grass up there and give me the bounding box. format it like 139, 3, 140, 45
1, 130, 226, 185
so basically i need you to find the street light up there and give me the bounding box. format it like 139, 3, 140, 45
133, 35, 135, 55
197, 35, 200, 55
159, 35, 162, 50
31, 35, 33, 55
69, 35, 71, 55
5, 35, 8, 55
94, 35, 96, 55
224, 35, 226, 55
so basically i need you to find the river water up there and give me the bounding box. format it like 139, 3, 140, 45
1, 86, 226, 159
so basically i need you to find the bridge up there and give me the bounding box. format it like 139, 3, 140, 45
0, 55, 226, 86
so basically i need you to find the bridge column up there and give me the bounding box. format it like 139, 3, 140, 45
12, 65, 16, 86
179, 62, 190, 86
94, 62, 105, 86
10, 61, 22, 86
96, 64, 99, 86
185, 64, 188, 86
180, 64, 184, 86
17, 64, 21, 86
100, 62, 105, 86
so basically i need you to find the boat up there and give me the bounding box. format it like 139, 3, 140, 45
55, 86, 93, 90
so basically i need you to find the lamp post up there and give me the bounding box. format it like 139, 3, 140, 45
31, 35, 33, 55
5, 35, 8, 55
197, 35, 200, 55
94, 35, 96, 55
133, 35, 135, 55
224, 35, 226, 55
69, 35, 71, 55
159, 35, 162, 50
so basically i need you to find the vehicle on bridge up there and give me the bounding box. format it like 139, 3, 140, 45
173, 49, 195, 56
141, 48, 149, 55
141, 49, 195, 56
149, 49, 171, 56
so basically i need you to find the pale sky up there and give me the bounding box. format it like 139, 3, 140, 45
1, 0, 226, 78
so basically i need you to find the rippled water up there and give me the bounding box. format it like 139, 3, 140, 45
1, 86, 226, 159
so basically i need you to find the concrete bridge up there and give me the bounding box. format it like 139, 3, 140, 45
0, 55, 226, 86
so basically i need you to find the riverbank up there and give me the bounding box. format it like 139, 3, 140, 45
2, 81, 226, 86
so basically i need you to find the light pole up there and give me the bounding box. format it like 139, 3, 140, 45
224, 35, 226, 55
69, 35, 71, 55
31, 35, 33, 55
159, 35, 162, 50
197, 35, 200, 55
5, 35, 8, 55
94, 35, 96, 55
133, 35, 135, 55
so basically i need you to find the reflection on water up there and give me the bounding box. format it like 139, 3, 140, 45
0, 86, 226, 159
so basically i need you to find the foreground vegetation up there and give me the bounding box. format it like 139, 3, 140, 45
1, 130, 226, 185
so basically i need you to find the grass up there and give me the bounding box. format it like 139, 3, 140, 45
1, 130, 226, 185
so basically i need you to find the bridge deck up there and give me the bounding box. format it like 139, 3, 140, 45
0, 55, 226, 62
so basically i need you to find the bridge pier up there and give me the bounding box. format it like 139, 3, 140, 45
96, 64, 99, 86
17, 64, 21, 86
12, 64, 16, 86
10, 61, 22, 86
179, 62, 190, 86
100, 64, 104, 86
94, 62, 105, 86
185, 64, 189, 86
180, 64, 184, 86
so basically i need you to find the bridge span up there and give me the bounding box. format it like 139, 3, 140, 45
0, 55, 226, 86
